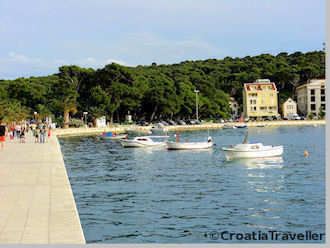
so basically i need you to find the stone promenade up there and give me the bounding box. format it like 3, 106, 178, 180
0, 132, 85, 244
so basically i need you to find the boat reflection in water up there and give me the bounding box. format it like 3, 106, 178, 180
236, 156, 284, 169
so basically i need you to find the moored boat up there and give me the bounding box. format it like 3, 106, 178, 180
234, 123, 247, 128
120, 136, 169, 148
166, 136, 213, 150
222, 133, 283, 160
101, 132, 128, 140
223, 124, 237, 129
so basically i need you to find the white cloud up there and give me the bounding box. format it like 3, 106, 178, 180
0, 52, 129, 79
8, 52, 41, 64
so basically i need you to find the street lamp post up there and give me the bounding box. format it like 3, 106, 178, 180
194, 89, 200, 121
83, 112, 88, 127
34, 111, 37, 122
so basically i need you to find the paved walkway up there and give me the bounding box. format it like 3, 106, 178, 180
0, 132, 85, 244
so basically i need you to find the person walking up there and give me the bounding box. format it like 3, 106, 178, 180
20, 127, 26, 143
15, 124, 21, 138
0, 120, 7, 150
9, 124, 15, 140
33, 126, 39, 143
47, 126, 52, 139
39, 125, 46, 143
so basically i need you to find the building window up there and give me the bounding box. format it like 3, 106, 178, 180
321, 104, 326, 110
321, 89, 325, 95
310, 96, 315, 102
248, 93, 257, 97
310, 89, 315, 95
250, 106, 257, 112
311, 104, 316, 111
321, 95, 326, 102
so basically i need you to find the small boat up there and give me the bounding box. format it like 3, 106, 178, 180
222, 133, 283, 160
223, 124, 237, 129
166, 136, 213, 150
120, 136, 169, 148
101, 132, 128, 140
151, 123, 168, 133
234, 123, 247, 128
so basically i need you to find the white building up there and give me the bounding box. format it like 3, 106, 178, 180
95, 116, 107, 127
296, 79, 326, 117
229, 97, 239, 119
282, 98, 297, 118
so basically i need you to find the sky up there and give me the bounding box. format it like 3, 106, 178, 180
0, 0, 325, 79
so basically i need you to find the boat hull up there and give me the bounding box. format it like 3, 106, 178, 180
222, 146, 283, 160
102, 134, 128, 140
166, 142, 213, 150
120, 140, 166, 148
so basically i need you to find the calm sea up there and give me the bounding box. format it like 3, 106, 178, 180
59, 125, 325, 243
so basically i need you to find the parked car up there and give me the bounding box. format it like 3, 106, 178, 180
177, 120, 186, 125
287, 114, 301, 120
186, 119, 196, 125
167, 120, 177, 125
160, 120, 169, 126
265, 116, 274, 121
136, 120, 149, 126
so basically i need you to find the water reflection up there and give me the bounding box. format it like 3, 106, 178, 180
241, 157, 284, 169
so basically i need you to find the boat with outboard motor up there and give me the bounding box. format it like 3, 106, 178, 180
166, 134, 213, 150
120, 135, 169, 148
222, 132, 283, 160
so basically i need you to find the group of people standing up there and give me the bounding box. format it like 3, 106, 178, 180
0, 120, 52, 150
31, 123, 51, 143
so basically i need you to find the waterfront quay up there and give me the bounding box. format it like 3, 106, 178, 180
0, 134, 85, 244
0, 119, 324, 244
55, 120, 326, 137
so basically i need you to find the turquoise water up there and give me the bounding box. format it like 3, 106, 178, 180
59, 126, 325, 243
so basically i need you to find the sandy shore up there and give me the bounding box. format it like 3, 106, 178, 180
54, 120, 325, 137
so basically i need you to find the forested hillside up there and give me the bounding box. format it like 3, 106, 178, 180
0, 50, 325, 124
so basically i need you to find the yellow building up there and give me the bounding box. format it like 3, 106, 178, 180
243, 79, 279, 119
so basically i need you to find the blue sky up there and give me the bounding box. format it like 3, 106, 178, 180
0, 0, 325, 79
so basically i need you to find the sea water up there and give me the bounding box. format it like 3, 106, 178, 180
59, 125, 325, 243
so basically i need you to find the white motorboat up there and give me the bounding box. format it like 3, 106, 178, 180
120, 136, 169, 148
223, 124, 237, 129
234, 123, 247, 128
166, 136, 213, 150
222, 133, 283, 160
151, 123, 168, 133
